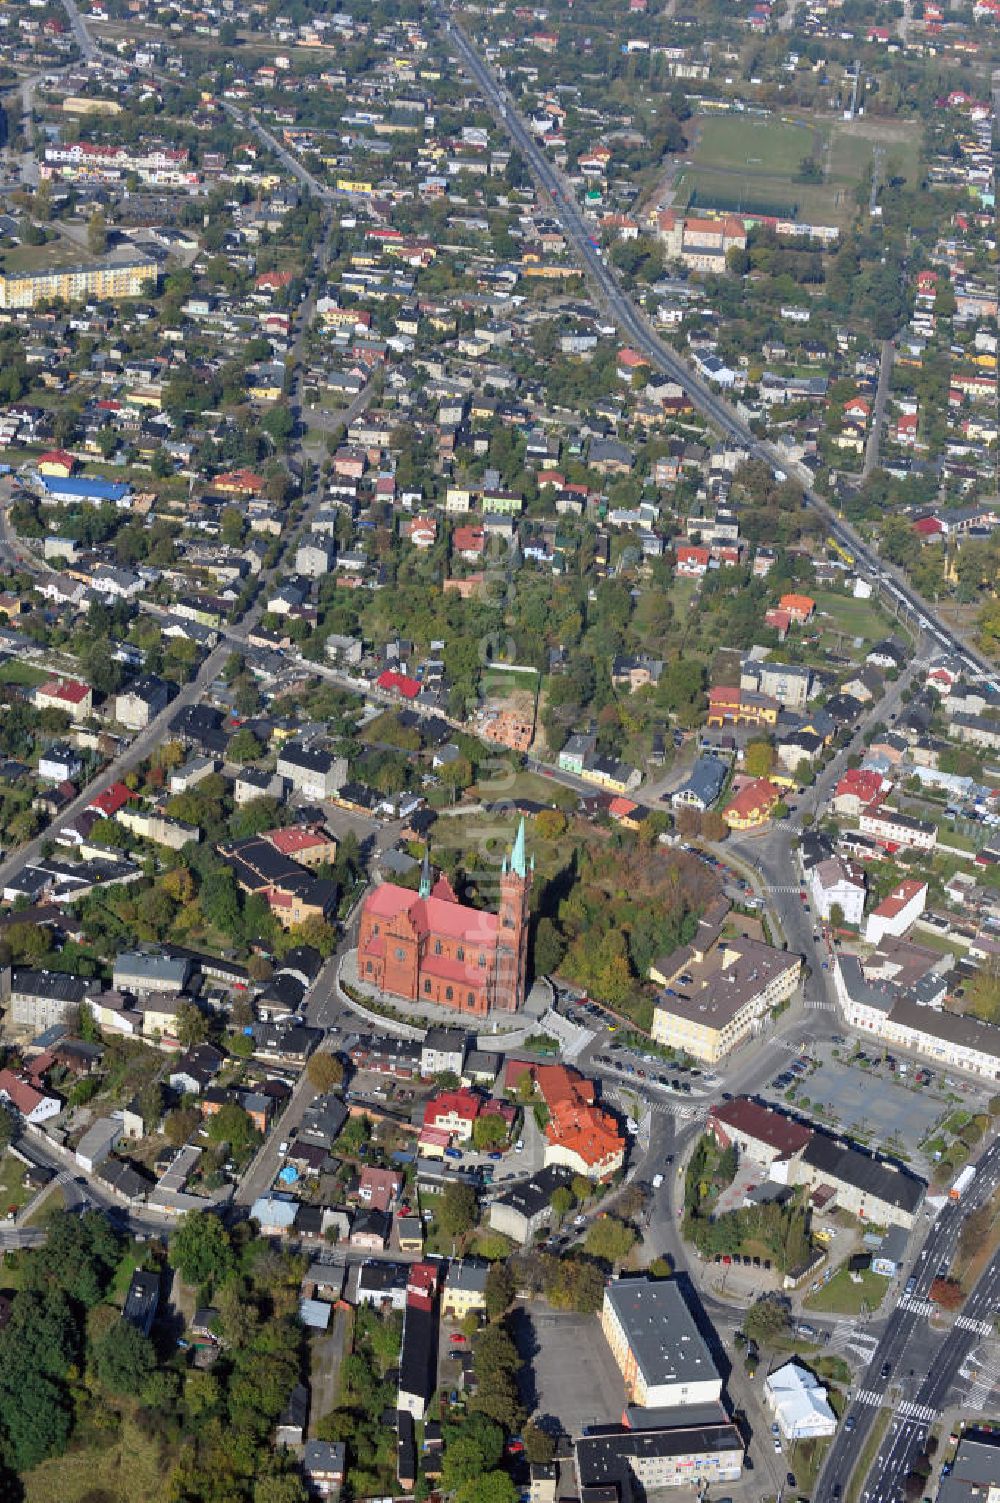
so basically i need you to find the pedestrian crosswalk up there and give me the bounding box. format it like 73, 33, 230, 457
853, 1391, 936, 1424
804, 998, 835, 1010
956, 1315, 995, 1337
855, 1389, 886, 1408
828, 1326, 877, 1357
897, 1400, 938, 1424
899, 1294, 937, 1318
959, 1345, 1000, 1409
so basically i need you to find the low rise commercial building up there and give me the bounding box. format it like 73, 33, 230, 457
651, 919, 801, 1065
600, 1278, 722, 1409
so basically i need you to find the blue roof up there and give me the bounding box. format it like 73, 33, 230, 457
40, 475, 130, 502
251, 1195, 298, 1228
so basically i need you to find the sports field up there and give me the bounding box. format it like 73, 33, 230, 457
675, 111, 921, 229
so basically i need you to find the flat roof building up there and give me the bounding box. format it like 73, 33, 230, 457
601, 1278, 722, 1410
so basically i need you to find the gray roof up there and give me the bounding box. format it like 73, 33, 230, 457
801, 1136, 925, 1214
603, 1278, 719, 1392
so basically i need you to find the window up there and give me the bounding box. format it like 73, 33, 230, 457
456, 946, 464, 962
373, 923, 380, 935
434, 940, 442, 956
445, 986, 453, 1001
468, 992, 475, 1007
366, 961, 373, 975
424, 980, 431, 995
479, 953, 486, 967
395, 947, 405, 961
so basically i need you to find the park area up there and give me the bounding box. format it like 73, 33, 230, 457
675, 111, 921, 229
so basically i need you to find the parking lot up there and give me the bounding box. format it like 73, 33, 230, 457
765, 1045, 949, 1156
512, 1305, 625, 1437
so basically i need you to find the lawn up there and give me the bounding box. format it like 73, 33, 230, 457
481, 666, 539, 700
24, 1417, 167, 1503
693, 114, 820, 178
0, 1152, 31, 1219
804, 1266, 890, 1315
0, 659, 50, 687
678, 110, 920, 231
810, 587, 895, 643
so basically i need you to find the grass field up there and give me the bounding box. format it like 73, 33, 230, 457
810, 587, 895, 642
0, 659, 49, 687
0, 1153, 30, 1218
804, 1266, 890, 1315
481, 666, 539, 700
677, 110, 922, 230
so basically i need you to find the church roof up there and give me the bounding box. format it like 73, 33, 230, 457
364, 883, 499, 945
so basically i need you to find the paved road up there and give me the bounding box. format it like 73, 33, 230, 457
436, 3, 996, 686
863, 340, 896, 479
816, 1135, 1000, 1503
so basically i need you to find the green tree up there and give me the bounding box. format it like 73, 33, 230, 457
584, 1217, 636, 1265
0, 1103, 15, 1150
26, 1211, 119, 1307
176, 1000, 211, 1048
456, 1473, 518, 1503
438, 1182, 478, 1239
472, 1114, 509, 1152
483, 1262, 515, 1321
207, 1103, 258, 1154
744, 739, 774, 778
92, 1319, 155, 1393
550, 1186, 574, 1221
170, 1211, 235, 1290
523, 1421, 556, 1464
306, 1052, 345, 1092
742, 1294, 791, 1346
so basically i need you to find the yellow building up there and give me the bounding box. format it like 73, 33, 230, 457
0, 257, 158, 310
440, 1261, 488, 1321
650, 908, 801, 1064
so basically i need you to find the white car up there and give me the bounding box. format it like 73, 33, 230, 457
278, 1141, 288, 1155
514, 1140, 524, 1153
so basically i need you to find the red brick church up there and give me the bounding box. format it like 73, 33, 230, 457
356, 819, 533, 1017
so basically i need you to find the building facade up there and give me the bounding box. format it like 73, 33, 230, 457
356, 821, 532, 1016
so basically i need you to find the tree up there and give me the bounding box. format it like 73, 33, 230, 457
175, 1000, 210, 1048
138, 1081, 164, 1133
170, 1211, 235, 1290
744, 739, 774, 777
92, 1320, 155, 1393
0, 1103, 15, 1150
438, 1182, 478, 1239
829, 902, 845, 930
584, 1217, 637, 1265
164, 1105, 201, 1147
456, 1473, 518, 1503
550, 1186, 574, 1221
87, 210, 108, 255
483, 1262, 515, 1320
207, 1102, 258, 1154
27, 1212, 119, 1307
523, 1421, 556, 1464
228, 727, 265, 763
533, 916, 566, 976
472, 1114, 509, 1152
306, 1052, 345, 1092
443, 1436, 491, 1491
742, 1294, 791, 1346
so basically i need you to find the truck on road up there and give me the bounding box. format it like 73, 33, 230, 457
950, 1165, 975, 1201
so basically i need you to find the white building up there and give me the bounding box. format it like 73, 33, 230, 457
864, 879, 927, 945
764, 1362, 837, 1441
858, 806, 937, 853
809, 856, 866, 927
